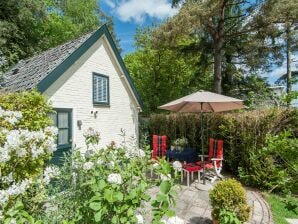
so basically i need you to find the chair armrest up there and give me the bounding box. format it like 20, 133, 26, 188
198, 155, 209, 158
198, 155, 208, 161
211, 158, 223, 161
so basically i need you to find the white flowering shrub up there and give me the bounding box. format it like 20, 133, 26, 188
45, 129, 177, 224
0, 91, 58, 223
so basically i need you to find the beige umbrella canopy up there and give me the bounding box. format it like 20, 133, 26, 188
159, 90, 245, 112
159, 90, 245, 184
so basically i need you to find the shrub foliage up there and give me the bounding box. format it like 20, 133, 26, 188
148, 108, 298, 192
0, 91, 57, 223
209, 179, 250, 223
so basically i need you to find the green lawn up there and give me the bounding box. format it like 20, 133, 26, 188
264, 193, 298, 224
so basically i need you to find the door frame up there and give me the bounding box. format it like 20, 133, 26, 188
54, 108, 73, 150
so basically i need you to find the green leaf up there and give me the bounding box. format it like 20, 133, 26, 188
160, 181, 171, 194
129, 189, 137, 199
156, 193, 167, 202
15, 200, 24, 210
163, 163, 171, 173
127, 208, 134, 217
165, 210, 176, 217
120, 217, 127, 223
112, 216, 118, 224
114, 192, 124, 201
98, 179, 107, 190
94, 211, 102, 222
104, 189, 114, 203
90, 195, 101, 202
89, 202, 101, 211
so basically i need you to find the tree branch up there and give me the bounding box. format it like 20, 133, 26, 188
226, 0, 248, 6
224, 14, 247, 21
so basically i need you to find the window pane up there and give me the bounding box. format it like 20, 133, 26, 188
58, 112, 68, 128
58, 129, 68, 145
93, 75, 108, 103
49, 113, 57, 126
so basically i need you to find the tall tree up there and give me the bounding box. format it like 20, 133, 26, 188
260, 0, 298, 94
154, 0, 265, 93
124, 28, 212, 114
0, 0, 46, 73
0, 0, 119, 75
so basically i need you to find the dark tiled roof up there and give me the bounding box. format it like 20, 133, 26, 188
1, 32, 93, 92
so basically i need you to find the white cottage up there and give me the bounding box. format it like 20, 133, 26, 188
1, 25, 143, 159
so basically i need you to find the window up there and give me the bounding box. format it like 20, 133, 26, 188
93, 73, 109, 105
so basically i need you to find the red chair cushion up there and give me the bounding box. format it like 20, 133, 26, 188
182, 163, 202, 172
152, 135, 167, 159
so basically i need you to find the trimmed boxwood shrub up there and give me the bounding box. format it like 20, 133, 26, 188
209, 179, 250, 223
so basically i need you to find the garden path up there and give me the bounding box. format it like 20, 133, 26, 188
146, 181, 274, 224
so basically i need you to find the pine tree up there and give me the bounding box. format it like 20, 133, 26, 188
154, 0, 267, 93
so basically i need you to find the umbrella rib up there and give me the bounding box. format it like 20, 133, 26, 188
176, 101, 189, 112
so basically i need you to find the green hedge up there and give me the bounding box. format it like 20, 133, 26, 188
147, 108, 298, 178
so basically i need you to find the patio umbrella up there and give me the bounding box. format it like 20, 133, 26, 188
158, 90, 245, 184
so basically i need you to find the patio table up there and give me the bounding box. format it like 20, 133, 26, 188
166, 148, 198, 163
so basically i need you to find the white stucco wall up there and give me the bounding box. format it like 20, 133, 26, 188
43, 36, 140, 150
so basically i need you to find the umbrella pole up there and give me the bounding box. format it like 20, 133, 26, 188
200, 102, 206, 185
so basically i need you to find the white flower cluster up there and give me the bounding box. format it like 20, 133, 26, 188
107, 173, 122, 185
0, 127, 57, 163
84, 128, 100, 138
125, 148, 146, 158
160, 174, 171, 181
1, 173, 14, 184
45, 126, 58, 136
162, 216, 185, 224
152, 163, 160, 169
0, 107, 22, 125
135, 214, 144, 224
0, 179, 31, 206
83, 161, 94, 170
43, 166, 60, 184
173, 161, 182, 171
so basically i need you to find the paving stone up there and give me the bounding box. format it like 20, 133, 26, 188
286, 219, 298, 224
188, 206, 206, 216
144, 182, 273, 224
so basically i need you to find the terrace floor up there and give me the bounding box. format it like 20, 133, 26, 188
146, 179, 274, 224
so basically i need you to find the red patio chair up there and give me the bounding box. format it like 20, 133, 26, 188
197, 138, 224, 183
150, 135, 167, 177
152, 135, 167, 159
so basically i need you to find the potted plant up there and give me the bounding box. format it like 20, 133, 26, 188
172, 137, 188, 151
209, 179, 250, 224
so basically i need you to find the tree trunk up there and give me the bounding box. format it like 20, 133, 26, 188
286, 24, 292, 95
213, 43, 223, 94
212, 1, 226, 94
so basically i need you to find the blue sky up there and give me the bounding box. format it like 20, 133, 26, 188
100, 0, 178, 55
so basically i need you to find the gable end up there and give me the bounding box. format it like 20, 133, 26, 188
37, 24, 143, 110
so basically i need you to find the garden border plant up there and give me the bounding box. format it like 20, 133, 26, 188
0, 91, 181, 223
44, 128, 179, 224
0, 91, 58, 223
